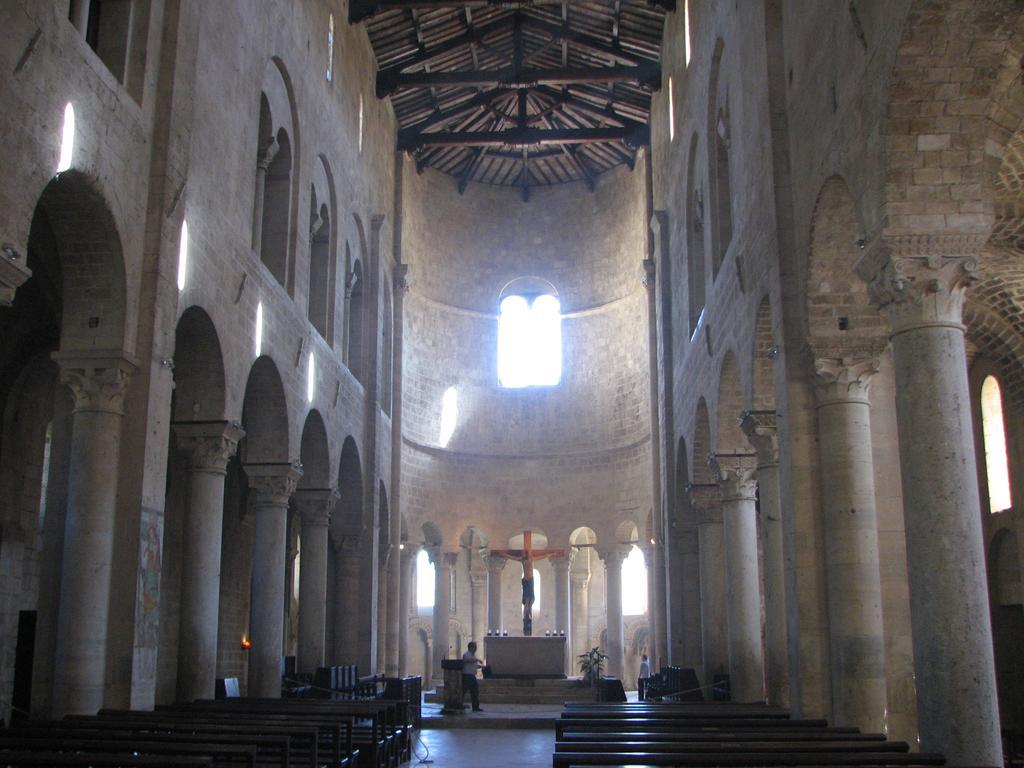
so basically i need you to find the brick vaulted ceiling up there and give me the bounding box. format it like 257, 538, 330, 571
350, 0, 671, 198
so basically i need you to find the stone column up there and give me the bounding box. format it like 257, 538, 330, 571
52, 353, 135, 717
386, 265, 409, 677
712, 454, 765, 703
813, 357, 888, 732
688, 482, 728, 688
333, 535, 361, 663
740, 411, 789, 707
293, 488, 338, 674
600, 547, 628, 679
69, 0, 92, 34
431, 551, 457, 683
550, 554, 572, 674
173, 420, 245, 702
376, 547, 391, 672
244, 462, 302, 698
859, 241, 1001, 766
469, 569, 487, 646
251, 137, 279, 250
398, 544, 419, 675
486, 557, 506, 633
570, 568, 591, 673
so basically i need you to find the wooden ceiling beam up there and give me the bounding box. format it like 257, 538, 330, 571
378, 62, 660, 96
398, 124, 650, 149
377, 14, 510, 80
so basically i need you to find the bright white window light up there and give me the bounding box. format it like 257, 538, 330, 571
622, 545, 648, 616
358, 94, 365, 153
255, 301, 264, 357
416, 549, 435, 608
684, 0, 692, 66
981, 375, 1012, 513
176, 220, 189, 291
668, 76, 676, 142
532, 568, 542, 613
439, 386, 458, 447
307, 351, 316, 403
326, 13, 335, 82
57, 103, 75, 173
498, 293, 562, 388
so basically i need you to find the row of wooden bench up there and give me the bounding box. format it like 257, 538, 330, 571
551, 701, 947, 768
0, 695, 414, 767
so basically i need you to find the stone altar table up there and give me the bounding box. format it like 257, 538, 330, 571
484, 636, 566, 678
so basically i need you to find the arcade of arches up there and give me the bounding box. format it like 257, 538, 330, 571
0, 2, 1023, 767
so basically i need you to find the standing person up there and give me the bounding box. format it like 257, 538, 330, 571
462, 641, 484, 712
638, 653, 651, 701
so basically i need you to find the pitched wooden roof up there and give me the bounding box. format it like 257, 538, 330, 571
350, 1, 671, 198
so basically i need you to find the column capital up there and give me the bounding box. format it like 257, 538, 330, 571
710, 453, 759, 502
174, 420, 245, 474
394, 263, 410, 294
598, 546, 629, 569
570, 569, 591, 587
400, 542, 421, 564
430, 549, 459, 569
739, 410, 778, 467
293, 488, 339, 527
687, 482, 722, 524
0, 244, 31, 306
469, 570, 488, 587
549, 552, 574, 572
813, 356, 880, 407
53, 351, 138, 415
257, 136, 280, 170
855, 234, 982, 336
245, 462, 303, 506
332, 532, 361, 555
486, 556, 508, 575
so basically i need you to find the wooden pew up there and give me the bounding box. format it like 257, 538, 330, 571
551, 752, 946, 767
0, 751, 213, 766
0, 735, 256, 767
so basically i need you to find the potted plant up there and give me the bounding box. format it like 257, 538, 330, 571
577, 646, 608, 687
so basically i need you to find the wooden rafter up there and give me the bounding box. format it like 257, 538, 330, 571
397, 124, 649, 150
377, 62, 660, 96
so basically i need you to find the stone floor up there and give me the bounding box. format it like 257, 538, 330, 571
413, 728, 555, 768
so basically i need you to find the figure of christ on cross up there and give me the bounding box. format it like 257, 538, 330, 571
489, 530, 565, 636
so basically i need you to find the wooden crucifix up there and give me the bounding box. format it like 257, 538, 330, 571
489, 530, 565, 636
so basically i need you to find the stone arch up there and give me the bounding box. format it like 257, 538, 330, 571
33, 171, 128, 354
173, 306, 226, 422
308, 156, 337, 343
298, 410, 330, 488
333, 436, 363, 532
715, 350, 745, 453
692, 397, 714, 484
706, 37, 730, 277
240, 356, 290, 464
255, 59, 300, 292
751, 296, 776, 412
347, 258, 365, 385
806, 176, 881, 358
686, 132, 706, 335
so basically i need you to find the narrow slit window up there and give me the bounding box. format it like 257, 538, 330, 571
981, 375, 1012, 513
416, 549, 435, 608
622, 545, 648, 616
326, 13, 335, 82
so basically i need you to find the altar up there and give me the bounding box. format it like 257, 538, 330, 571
484, 636, 566, 678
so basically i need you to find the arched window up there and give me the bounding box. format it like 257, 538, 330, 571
683, 0, 692, 66
308, 187, 331, 339
416, 550, 435, 608
713, 109, 732, 273
346, 259, 364, 384
686, 135, 705, 336
668, 76, 676, 142
622, 545, 648, 616
69, 0, 131, 83
981, 375, 1012, 513
498, 286, 562, 388
439, 386, 458, 447
254, 90, 293, 288
326, 12, 335, 83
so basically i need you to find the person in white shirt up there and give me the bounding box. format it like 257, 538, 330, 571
461, 641, 484, 712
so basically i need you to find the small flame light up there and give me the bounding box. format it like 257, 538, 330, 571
241, 636, 252, 650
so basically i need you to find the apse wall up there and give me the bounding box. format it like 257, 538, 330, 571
400, 161, 654, 549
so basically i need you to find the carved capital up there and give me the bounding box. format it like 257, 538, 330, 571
401, 542, 421, 566
710, 453, 759, 502
257, 136, 280, 171
245, 462, 303, 506
739, 411, 778, 467
687, 482, 722, 525
813, 356, 880, 406
485, 556, 508, 575
294, 487, 339, 528
394, 263, 410, 294
642, 258, 656, 289
598, 546, 629, 569
570, 570, 591, 587
332, 533, 361, 555
53, 352, 138, 415
174, 421, 245, 474
0, 244, 31, 306
549, 552, 574, 573
856, 234, 983, 336
430, 549, 459, 570
469, 571, 488, 587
